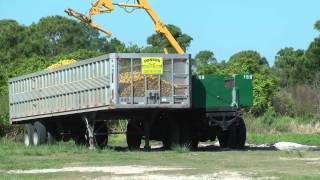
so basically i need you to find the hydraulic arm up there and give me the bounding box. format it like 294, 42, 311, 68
65, 0, 185, 54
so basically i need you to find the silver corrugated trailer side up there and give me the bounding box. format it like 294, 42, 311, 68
9, 53, 190, 124
9, 53, 191, 149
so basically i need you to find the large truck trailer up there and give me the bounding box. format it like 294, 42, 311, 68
8, 53, 253, 150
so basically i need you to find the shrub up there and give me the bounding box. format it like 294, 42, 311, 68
258, 108, 277, 126
289, 85, 320, 117
272, 90, 297, 117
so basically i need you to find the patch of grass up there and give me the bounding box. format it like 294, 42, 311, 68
244, 112, 320, 134
269, 116, 295, 132
0, 138, 91, 157
247, 133, 320, 145
1, 138, 320, 179
265, 173, 320, 180
108, 134, 126, 145
172, 145, 190, 153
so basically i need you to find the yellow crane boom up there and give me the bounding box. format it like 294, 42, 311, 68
65, 0, 185, 54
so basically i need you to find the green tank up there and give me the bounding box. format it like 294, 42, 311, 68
192, 74, 253, 109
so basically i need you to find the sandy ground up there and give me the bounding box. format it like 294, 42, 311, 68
102, 171, 258, 180
279, 157, 320, 161
7, 166, 261, 180
7, 166, 193, 175
4, 142, 319, 179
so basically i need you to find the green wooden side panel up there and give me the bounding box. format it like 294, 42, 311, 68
192, 74, 253, 109
192, 75, 232, 109
235, 74, 254, 108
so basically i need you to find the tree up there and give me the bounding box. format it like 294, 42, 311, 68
305, 21, 320, 84
227, 50, 277, 115
251, 70, 278, 115
228, 50, 269, 74
0, 20, 27, 63
25, 16, 107, 57
145, 24, 193, 53
315, 20, 320, 31
194, 50, 218, 74
102, 38, 126, 53
124, 43, 142, 53
195, 50, 217, 65
274, 48, 306, 87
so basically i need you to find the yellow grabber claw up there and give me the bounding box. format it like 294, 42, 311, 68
65, 8, 112, 37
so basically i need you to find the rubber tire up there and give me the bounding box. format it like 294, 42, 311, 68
47, 130, 56, 145
126, 121, 142, 151
24, 124, 34, 147
162, 120, 180, 150
179, 120, 191, 147
191, 139, 199, 150
74, 135, 87, 146
217, 118, 247, 149
227, 124, 238, 149
94, 122, 108, 149
33, 121, 47, 146
217, 132, 229, 148
236, 118, 246, 149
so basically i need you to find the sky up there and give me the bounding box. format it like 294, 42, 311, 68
0, 0, 319, 65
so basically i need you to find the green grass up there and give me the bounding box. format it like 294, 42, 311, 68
247, 133, 320, 145
0, 137, 320, 179
108, 134, 127, 145
1, 119, 320, 179
244, 112, 320, 134
172, 145, 191, 153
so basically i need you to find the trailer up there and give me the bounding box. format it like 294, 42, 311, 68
190, 74, 253, 149
8, 53, 253, 150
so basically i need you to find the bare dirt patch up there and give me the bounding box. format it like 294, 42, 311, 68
7, 166, 275, 180
99, 171, 261, 180
7, 166, 193, 175
279, 157, 320, 161
6, 166, 274, 179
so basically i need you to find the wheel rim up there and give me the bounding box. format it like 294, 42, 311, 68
24, 131, 30, 146
33, 130, 39, 146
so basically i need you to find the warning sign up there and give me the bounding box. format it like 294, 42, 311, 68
141, 57, 163, 75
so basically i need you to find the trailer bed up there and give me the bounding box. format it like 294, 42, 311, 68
9, 53, 191, 124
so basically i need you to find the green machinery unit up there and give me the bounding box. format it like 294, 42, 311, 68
192, 74, 253, 110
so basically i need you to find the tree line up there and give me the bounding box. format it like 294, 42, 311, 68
0, 15, 320, 136
194, 21, 320, 117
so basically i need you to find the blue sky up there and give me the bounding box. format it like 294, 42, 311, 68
0, 0, 319, 64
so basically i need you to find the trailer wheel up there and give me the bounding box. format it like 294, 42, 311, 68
45, 124, 57, 145
33, 121, 47, 146
24, 124, 34, 147
236, 118, 246, 149
227, 118, 247, 149
47, 130, 56, 145
217, 118, 247, 149
227, 124, 238, 149
74, 134, 86, 146
162, 119, 180, 150
94, 121, 108, 148
126, 121, 142, 150
191, 139, 199, 150
180, 120, 192, 147
217, 132, 229, 148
